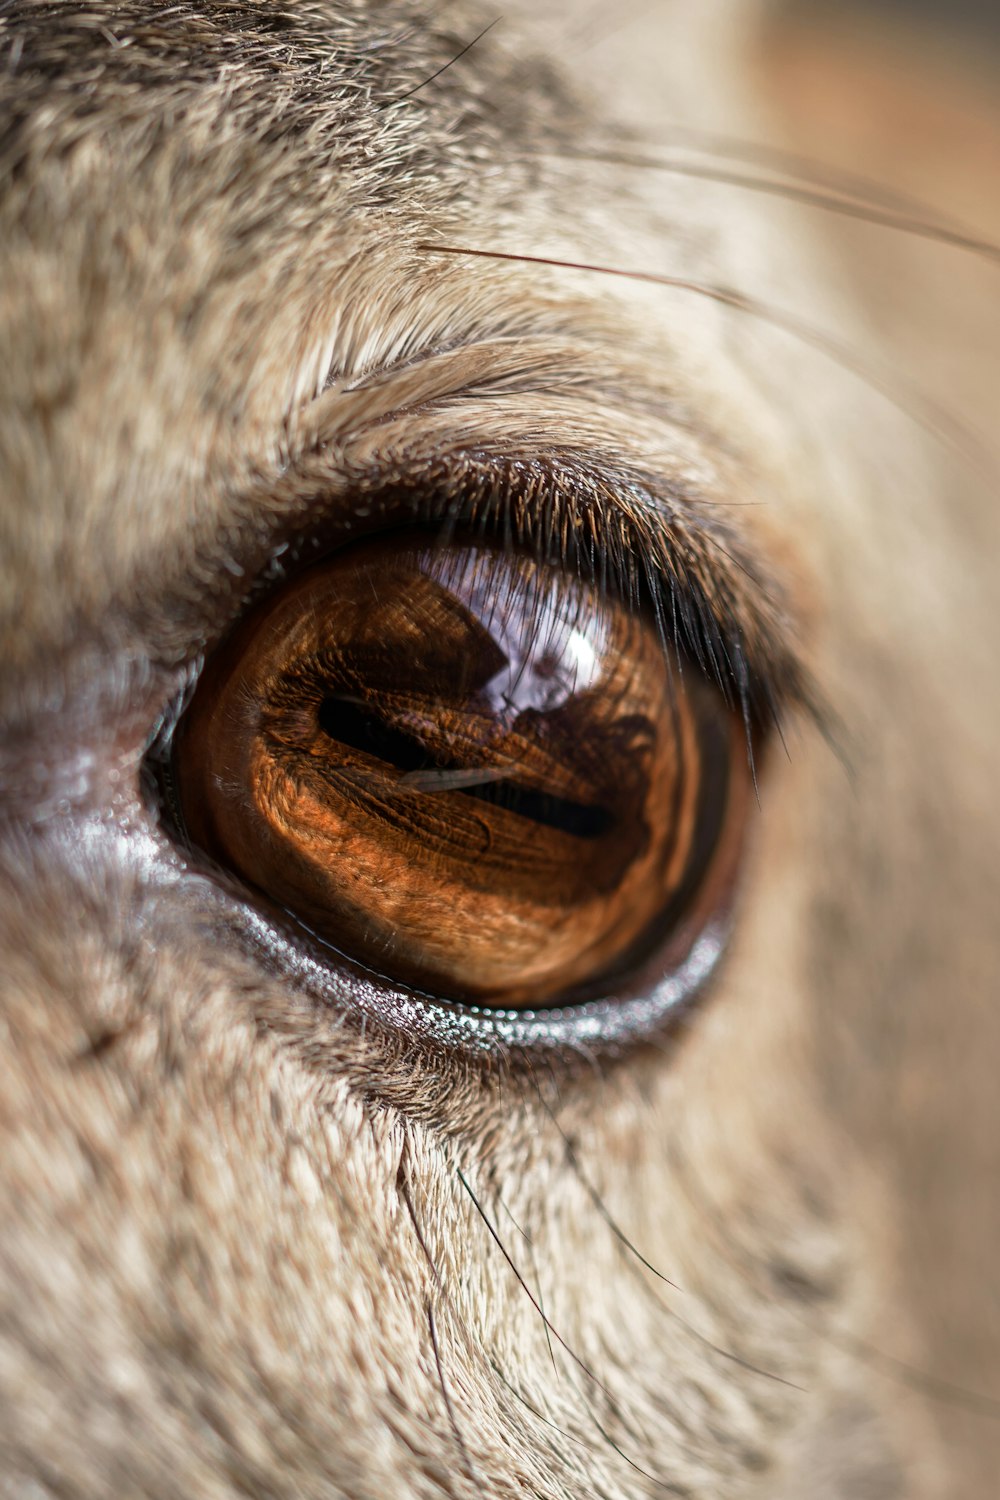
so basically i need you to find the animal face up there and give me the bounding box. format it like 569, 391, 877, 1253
1, 2, 998, 1495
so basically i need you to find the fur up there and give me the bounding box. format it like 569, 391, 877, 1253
1, 2, 998, 1496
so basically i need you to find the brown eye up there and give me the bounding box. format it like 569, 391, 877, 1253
175, 536, 749, 1009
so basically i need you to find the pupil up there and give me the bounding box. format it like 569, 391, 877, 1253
318, 694, 614, 840
318, 694, 426, 772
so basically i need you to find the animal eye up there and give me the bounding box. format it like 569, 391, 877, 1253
173, 531, 751, 1012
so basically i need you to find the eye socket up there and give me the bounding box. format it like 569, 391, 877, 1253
174, 532, 750, 1011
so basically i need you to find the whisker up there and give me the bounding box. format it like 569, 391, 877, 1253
527, 1238, 559, 1377
836, 1329, 1000, 1423
528, 1082, 805, 1392
426, 1303, 479, 1485
416, 242, 994, 479
498, 1196, 560, 1376
584, 1408, 682, 1489
665, 1135, 1000, 1423
499, 1197, 533, 1246
595, 123, 970, 223
552, 1119, 681, 1288
396, 1163, 483, 1479
380, 17, 501, 107
398, 1165, 444, 1290
567, 0, 660, 54
537, 146, 1000, 264
456, 1167, 616, 1404
487, 1359, 673, 1489
460, 1163, 685, 1484
400, 1160, 556, 1466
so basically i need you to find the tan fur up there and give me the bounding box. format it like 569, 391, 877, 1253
1, 2, 998, 1496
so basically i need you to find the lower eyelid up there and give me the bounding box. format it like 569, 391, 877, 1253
170, 857, 737, 1074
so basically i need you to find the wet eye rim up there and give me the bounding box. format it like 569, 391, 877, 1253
148, 448, 810, 1061
230, 889, 739, 1062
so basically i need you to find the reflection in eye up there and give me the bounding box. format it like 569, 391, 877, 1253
175, 535, 748, 1009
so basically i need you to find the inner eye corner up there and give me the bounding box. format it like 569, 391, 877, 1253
156, 466, 785, 1051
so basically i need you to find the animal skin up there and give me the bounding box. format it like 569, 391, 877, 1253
1, 2, 998, 1496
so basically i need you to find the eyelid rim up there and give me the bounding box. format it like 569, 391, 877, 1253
234, 891, 737, 1069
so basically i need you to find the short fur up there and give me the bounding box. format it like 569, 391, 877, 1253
1, 2, 998, 1496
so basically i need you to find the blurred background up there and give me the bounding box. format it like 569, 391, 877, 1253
759, 8, 1000, 1494
757, 0, 1000, 532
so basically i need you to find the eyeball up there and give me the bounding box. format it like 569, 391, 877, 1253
174, 535, 749, 1008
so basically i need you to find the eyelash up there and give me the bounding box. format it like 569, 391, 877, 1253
163, 446, 810, 718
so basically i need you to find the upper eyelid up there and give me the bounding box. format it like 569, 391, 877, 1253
5, 426, 819, 830
53, 333, 816, 745
233, 340, 816, 729
147, 437, 816, 735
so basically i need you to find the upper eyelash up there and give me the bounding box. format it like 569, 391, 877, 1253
154, 444, 790, 737
417, 449, 815, 733
141, 444, 820, 771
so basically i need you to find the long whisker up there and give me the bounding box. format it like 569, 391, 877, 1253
399, 1162, 572, 1473
549, 1117, 681, 1291
499, 1199, 559, 1374
487, 1359, 674, 1490
535, 146, 1000, 264
426, 1304, 479, 1484
396, 1164, 481, 1479
665, 1134, 1000, 1422
416, 243, 994, 479
458, 1168, 675, 1484
596, 123, 969, 222
836, 1329, 1000, 1423
380, 17, 501, 108
525, 1078, 805, 1392
456, 1167, 617, 1404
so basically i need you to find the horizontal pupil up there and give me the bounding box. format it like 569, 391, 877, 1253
318, 693, 613, 840
454, 777, 613, 840
318, 693, 426, 773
